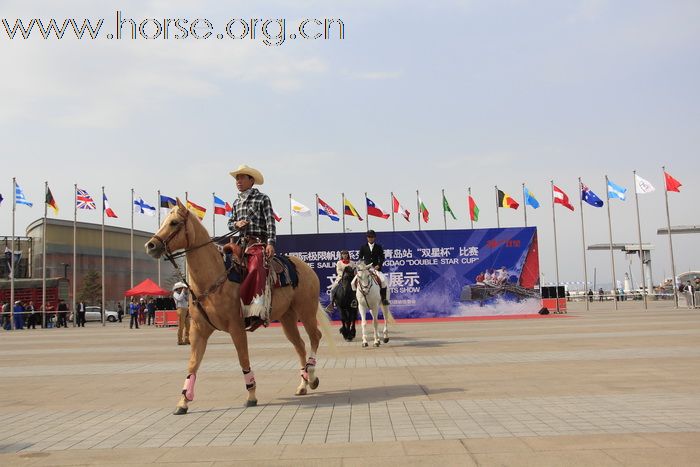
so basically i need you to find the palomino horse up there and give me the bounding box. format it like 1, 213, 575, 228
332, 265, 357, 341
145, 199, 333, 414
354, 261, 395, 347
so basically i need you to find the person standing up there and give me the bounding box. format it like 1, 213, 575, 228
117, 302, 124, 323
146, 298, 156, 326
227, 164, 277, 332
173, 282, 190, 345
357, 229, 390, 306
129, 298, 140, 329
77, 301, 87, 327
13, 300, 25, 330
56, 300, 68, 328
598, 288, 605, 302
25, 301, 36, 329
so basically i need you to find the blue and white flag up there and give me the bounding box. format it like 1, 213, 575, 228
607, 180, 627, 201
581, 184, 604, 207
15, 183, 33, 207
134, 197, 156, 216
523, 187, 540, 209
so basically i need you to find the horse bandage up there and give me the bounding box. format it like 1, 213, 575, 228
182, 374, 196, 401
243, 369, 256, 390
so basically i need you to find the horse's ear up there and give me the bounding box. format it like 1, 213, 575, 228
176, 197, 185, 209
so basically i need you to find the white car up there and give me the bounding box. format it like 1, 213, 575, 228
85, 306, 119, 322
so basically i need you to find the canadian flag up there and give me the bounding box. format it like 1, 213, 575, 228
391, 194, 410, 222
553, 184, 574, 211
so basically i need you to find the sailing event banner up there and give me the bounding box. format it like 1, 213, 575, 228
277, 227, 541, 319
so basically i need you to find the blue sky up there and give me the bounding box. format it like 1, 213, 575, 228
2, 0, 699, 288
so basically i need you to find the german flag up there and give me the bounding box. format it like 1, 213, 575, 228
46, 186, 59, 215
497, 189, 519, 210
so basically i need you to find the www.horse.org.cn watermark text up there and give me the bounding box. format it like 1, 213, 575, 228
1, 11, 345, 46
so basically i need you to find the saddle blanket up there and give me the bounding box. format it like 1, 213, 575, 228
224, 254, 298, 289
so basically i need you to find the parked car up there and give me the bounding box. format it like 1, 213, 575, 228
85, 306, 119, 322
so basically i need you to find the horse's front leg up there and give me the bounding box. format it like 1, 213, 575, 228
360, 305, 369, 348
372, 309, 381, 347
229, 325, 258, 407
381, 305, 390, 343
174, 320, 214, 415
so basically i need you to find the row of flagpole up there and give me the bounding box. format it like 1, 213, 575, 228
4, 167, 685, 328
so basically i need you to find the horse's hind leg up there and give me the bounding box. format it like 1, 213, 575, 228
298, 309, 322, 391
381, 305, 389, 343
372, 310, 381, 347
280, 311, 311, 395
174, 320, 213, 415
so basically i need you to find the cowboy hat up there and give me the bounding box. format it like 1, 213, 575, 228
229, 164, 264, 185
172, 282, 187, 290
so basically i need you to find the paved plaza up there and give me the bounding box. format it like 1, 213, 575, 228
1, 301, 699, 466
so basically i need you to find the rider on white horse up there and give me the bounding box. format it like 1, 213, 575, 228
354, 229, 390, 305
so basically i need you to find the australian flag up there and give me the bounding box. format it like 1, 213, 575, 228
581, 184, 604, 207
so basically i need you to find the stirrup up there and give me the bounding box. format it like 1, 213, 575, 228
382, 299, 390, 306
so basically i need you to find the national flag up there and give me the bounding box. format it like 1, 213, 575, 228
497, 189, 519, 210
581, 183, 604, 208
273, 210, 282, 222
290, 198, 311, 217
0, 193, 3, 206
607, 180, 627, 201
46, 186, 58, 215
468, 195, 479, 222
442, 193, 456, 220
76, 188, 96, 210
134, 197, 156, 216
344, 198, 363, 221
15, 183, 33, 207
418, 197, 429, 223
391, 194, 410, 222
103, 193, 118, 218
186, 199, 206, 220
634, 174, 655, 194
160, 194, 177, 213
213, 195, 232, 217
553, 184, 574, 211
318, 197, 339, 221
664, 171, 682, 192
523, 187, 540, 209
366, 197, 390, 219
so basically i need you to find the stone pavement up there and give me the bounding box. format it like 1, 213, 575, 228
1, 301, 699, 466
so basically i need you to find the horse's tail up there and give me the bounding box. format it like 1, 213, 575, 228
317, 304, 338, 355
381, 305, 396, 324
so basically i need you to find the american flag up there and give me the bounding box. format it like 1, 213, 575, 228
76, 188, 96, 210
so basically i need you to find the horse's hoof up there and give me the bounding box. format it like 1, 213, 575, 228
310, 377, 320, 390
173, 406, 188, 415
362, 342, 368, 347
296, 387, 307, 396
383, 337, 389, 343
245, 399, 258, 407
374, 342, 380, 347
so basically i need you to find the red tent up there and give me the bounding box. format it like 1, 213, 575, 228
124, 278, 171, 297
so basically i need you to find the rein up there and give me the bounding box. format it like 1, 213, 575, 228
154, 210, 240, 331
356, 268, 375, 305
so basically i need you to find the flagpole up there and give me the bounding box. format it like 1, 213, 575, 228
605, 175, 618, 310
289, 193, 293, 235
315, 194, 320, 234
341, 193, 346, 233
578, 178, 590, 311
495, 186, 500, 229
364, 192, 369, 231
101, 186, 106, 327
467, 187, 474, 230
551, 181, 561, 314
522, 183, 528, 227
157, 189, 161, 286
212, 192, 216, 237
662, 166, 678, 308
42, 181, 48, 328
72, 183, 77, 327
416, 190, 421, 231
390, 192, 396, 232
10, 178, 16, 330
130, 188, 134, 289
632, 170, 648, 310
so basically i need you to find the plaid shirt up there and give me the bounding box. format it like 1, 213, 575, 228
228, 188, 276, 245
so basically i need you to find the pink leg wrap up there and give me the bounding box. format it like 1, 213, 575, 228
306, 357, 317, 367
243, 369, 256, 390
300, 368, 309, 382
182, 374, 196, 401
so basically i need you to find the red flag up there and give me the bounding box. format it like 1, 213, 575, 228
366, 196, 390, 219
664, 171, 682, 192
391, 194, 410, 222
553, 185, 574, 211
273, 210, 282, 222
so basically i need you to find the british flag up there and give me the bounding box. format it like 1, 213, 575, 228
76, 188, 96, 210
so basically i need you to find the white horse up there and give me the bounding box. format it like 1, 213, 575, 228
353, 262, 395, 347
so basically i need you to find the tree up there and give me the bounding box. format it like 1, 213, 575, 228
78, 271, 102, 305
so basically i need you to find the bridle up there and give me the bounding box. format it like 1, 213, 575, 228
152, 209, 239, 331
356, 265, 375, 304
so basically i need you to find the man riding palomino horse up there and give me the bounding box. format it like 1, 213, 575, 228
354, 229, 390, 306
226, 164, 276, 332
